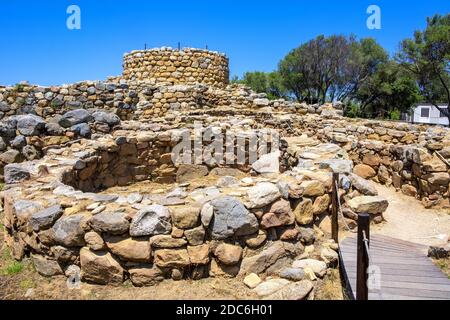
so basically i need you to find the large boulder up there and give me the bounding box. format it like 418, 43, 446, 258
209, 196, 258, 240
130, 205, 172, 237
251, 152, 280, 174
353, 164, 376, 179
214, 243, 243, 266
80, 247, 124, 285
89, 211, 130, 235
30, 205, 63, 231
31, 254, 63, 276
264, 280, 313, 300
176, 164, 208, 183
92, 111, 120, 126
348, 173, 378, 196
52, 214, 87, 247
0, 150, 21, 164
239, 241, 299, 275
260, 199, 295, 229
59, 109, 93, 128
104, 235, 151, 262
4, 164, 30, 184
16, 114, 46, 136
247, 182, 281, 208
154, 248, 190, 268
347, 196, 389, 214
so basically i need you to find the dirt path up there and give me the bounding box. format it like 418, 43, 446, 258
371, 184, 450, 248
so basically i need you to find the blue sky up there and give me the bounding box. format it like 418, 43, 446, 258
0, 0, 448, 86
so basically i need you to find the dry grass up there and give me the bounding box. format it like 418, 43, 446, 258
315, 268, 345, 300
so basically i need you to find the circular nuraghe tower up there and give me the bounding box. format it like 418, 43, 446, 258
122, 47, 229, 87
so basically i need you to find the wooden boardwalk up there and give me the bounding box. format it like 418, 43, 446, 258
340, 234, 450, 300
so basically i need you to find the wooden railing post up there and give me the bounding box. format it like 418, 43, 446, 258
331, 172, 339, 243
356, 213, 370, 300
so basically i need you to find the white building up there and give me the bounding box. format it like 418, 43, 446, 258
404, 103, 449, 126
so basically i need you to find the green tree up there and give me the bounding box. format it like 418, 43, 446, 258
397, 14, 450, 123
240, 71, 287, 100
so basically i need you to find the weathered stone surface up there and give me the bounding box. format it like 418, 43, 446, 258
251, 151, 280, 174
30, 205, 63, 231
214, 243, 243, 265
261, 199, 295, 229
247, 182, 281, 208
130, 205, 172, 237
264, 280, 313, 300
353, 164, 376, 179
151, 235, 187, 248
254, 279, 290, 296
53, 214, 86, 247
239, 241, 299, 275
423, 172, 450, 186
129, 266, 164, 287
292, 259, 327, 277
293, 198, 313, 225
209, 196, 258, 240
17, 114, 45, 136
243, 273, 262, 289
105, 235, 151, 262
92, 111, 120, 126
31, 254, 63, 276
171, 206, 200, 229
187, 244, 210, 265
89, 211, 130, 235
4, 163, 30, 184
176, 164, 208, 183
154, 249, 190, 268
300, 180, 325, 197
59, 109, 93, 128
80, 247, 124, 285
184, 225, 205, 246
347, 196, 389, 214
312, 194, 330, 215
279, 267, 305, 281
84, 231, 105, 251
348, 173, 378, 196
0, 149, 21, 164
244, 230, 267, 248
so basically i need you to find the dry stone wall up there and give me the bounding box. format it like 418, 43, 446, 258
122, 48, 229, 87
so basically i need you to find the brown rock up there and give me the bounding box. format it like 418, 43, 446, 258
187, 244, 210, 265
176, 164, 208, 183
105, 235, 151, 262
171, 206, 200, 229
80, 247, 124, 285
84, 231, 105, 251
261, 199, 295, 229
363, 154, 381, 167
300, 180, 325, 197
154, 248, 190, 268
293, 198, 313, 225
151, 235, 187, 248
354, 164, 376, 179
312, 194, 330, 215
129, 266, 165, 287
214, 243, 243, 265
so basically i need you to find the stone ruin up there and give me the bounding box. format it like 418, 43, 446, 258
0, 47, 449, 299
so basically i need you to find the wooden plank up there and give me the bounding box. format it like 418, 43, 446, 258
339, 233, 450, 300
347, 277, 450, 292
343, 266, 449, 279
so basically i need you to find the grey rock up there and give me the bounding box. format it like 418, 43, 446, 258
53, 214, 86, 247
45, 122, 65, 135
130, 205, 172, 237
0, 122, 16, 139
279, 267, 305, 281
59, 109, 93, 128
71, 123, 91, 138
4, 164, 30, 184
0, 149, 21, 164
92, 111, 120, 126
22, 145, 39, 160
320, 159, 353, 174
0, 137, 6, 151
0, 101, 10, 112
348, 173, 378, 196
10, 135, 26, 149
16, 114, 45, 136
89, 211, 130, 235
209, 196, 258, 240
31, 254, 63, 277
264, 280, 313, 300
30, 205, 63, 231
247, 182, 281, 208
